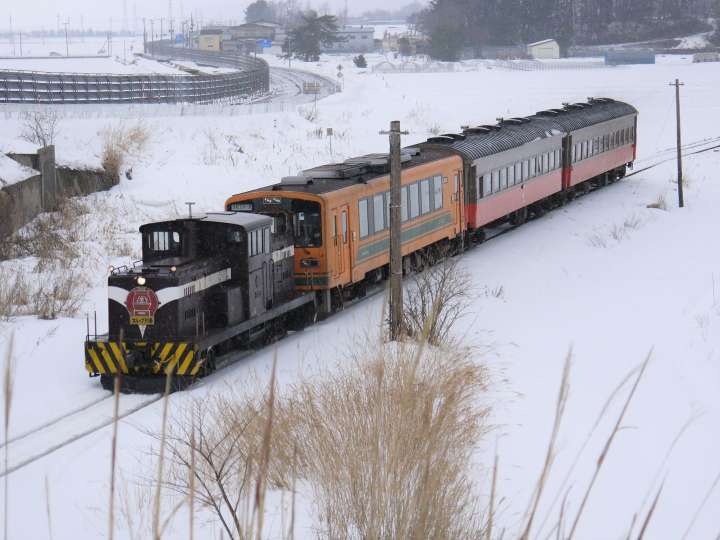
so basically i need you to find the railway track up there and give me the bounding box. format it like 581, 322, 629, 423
0, 394, 161, 478
3, 134, 716, 479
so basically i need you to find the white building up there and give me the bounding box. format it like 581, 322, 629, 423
322, 26, 375, 54
527, 39, 560, 59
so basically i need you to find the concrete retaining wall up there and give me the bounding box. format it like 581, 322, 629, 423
1, 146, 116, 239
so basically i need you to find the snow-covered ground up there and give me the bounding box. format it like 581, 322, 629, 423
0, 55, 188, 75
0, 36, 142, 58
1, 53, 720, 539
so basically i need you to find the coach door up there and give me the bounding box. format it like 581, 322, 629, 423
331, 205, 351, 285
452, 170, 464, 235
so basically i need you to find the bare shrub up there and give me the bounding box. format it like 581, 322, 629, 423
428, 123, 442, 136
299, 105, 318, 123
156, 362, 279, 540
102, 123, 150, 179
20, 110, 60, 147
403, 255, 474, 346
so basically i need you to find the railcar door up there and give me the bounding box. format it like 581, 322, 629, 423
331, 205, 351, 285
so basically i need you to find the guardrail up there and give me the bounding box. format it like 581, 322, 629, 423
0, 42, 269, 104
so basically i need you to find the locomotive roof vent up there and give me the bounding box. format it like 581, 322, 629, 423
588, 97, 613, 104
502, 118, 531, 125
479, 124, 501, 131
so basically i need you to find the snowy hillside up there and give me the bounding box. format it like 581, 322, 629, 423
1, 54, 719, 539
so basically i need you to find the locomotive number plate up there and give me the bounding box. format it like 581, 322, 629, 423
130, 316, 155, 326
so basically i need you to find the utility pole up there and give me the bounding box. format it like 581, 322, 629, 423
143, 18, 147, 54
63, 20, 69, 56
669, 78, 685, 208
380, 121, 408, 341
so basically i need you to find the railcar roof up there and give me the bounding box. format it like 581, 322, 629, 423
237, 146, 456, 197
422, 98, 637, 161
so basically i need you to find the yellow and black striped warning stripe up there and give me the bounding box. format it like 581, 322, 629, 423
85, 341, 129, 375
153, 342, 198, 376
85, 341, 199, 376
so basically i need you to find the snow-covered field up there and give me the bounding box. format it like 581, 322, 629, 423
1, 53, 720, 539
0, 36, 143, 58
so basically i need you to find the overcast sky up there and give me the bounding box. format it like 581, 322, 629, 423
5, 0, 421, 31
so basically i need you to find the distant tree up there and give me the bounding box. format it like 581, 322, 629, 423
287, 10, 343, 61
418, 0, 467, 60
397, 36, 413, 56
353, 54, 367, 67
245, 0, 277, 23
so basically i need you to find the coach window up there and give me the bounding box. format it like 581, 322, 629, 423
497, 168, 506, 189
420, 179, 431, 214
549, 152, 555, 170
630, 126, 635, 142
401, 186, 408, 222
507, 166, 514, 186
373, 193, 385, 232
264, 227, 271, 253
385, 192, 391, 224
409, 182, 420, 218
528, 157, 535, 177
341, 211, 348, 244
433, 176, 443, 210
482, 173, 491, 197
556, 150, 562, 167
359, 199, 369, 239
521, 160, 528, 180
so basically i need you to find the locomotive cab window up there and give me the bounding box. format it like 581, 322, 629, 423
144, 229, 182, 260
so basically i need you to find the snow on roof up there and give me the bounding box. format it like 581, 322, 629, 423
528, 39, 558, 47
0, 153, 39, 187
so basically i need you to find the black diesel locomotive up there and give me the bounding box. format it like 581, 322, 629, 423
85, 212, 314, 391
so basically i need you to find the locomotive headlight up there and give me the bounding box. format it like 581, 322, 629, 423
137, 276, 147, 286
170, 266, 177, 273
300, 258, 319, 268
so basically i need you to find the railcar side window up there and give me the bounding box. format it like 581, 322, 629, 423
264, 227, 270, 253
556, 150, 562, 167
401, 187, 408, 222
359, 199, 369, 239
522, 160, 529, 180
433, 176, 443, 210
514, 163, 522, 184
409, 183, 420, 218
499, 168, 507, 189
420, 179, 431, 214
549, 152, 555, 170
341, 211, 348, 243
373, 194, 385, 232
492, 170, 500, 192
507, 166, 514, 186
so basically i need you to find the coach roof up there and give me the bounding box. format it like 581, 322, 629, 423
420, 98, 637, 161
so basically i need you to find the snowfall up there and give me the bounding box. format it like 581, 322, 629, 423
0, 45, 719, 540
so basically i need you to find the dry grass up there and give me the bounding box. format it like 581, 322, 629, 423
20, 110, 60, 147
277, 342, 489, 540
0, 267, 87, 320
156, 338, 489, 540
647, 193, 668, 211
101, 123, 150, 179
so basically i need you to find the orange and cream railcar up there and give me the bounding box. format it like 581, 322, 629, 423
225, 147, 465, 310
